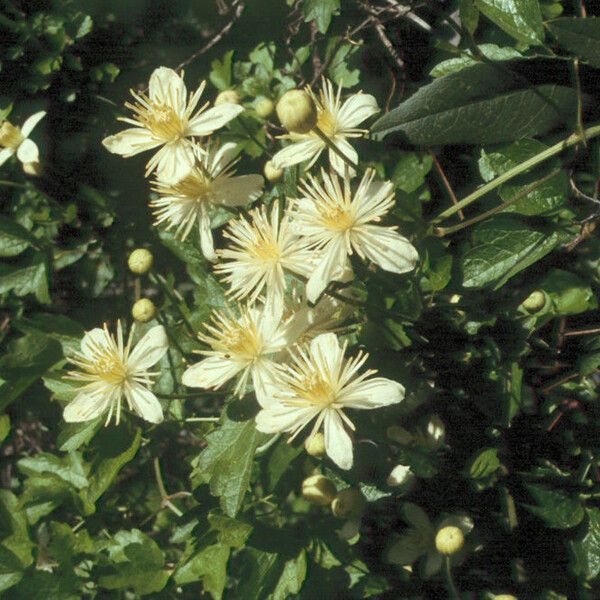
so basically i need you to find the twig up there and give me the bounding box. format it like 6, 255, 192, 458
430, 151, 463, 221
153, 458, 184, 517
564, 327, 600, 337
372, 19, 404, 70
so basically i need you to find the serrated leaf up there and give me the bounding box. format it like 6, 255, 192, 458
548, 17, 600, 68
0, 218, 36, 257
570, 507, 600, 579
475, 0, 544, 44
272, 549, 307, 600
0, 252, 50, 304
466, 447, 500, 479
174, 543, 230, 598
210, 50, 234, 91
524, 483, 584, 529
372, 63, 577, 145
303, 0, 340, 33
208, 512, 253, 548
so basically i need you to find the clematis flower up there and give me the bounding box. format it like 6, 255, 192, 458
0, 111, 46, 173
271, 78, 379, 177
291, 168, 419, 302
63, 322, 168, 426
181, 304, 288, 404
255, 332, 405, 470
102, 67, 243, 182
150, 142, 263, 260
214, 200, 313, 317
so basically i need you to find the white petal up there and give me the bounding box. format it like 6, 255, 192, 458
16, 139, 39, 164
353, 225, 418, 274
341, 377, 405, 409
128, 325, 168, 371
182, 356, 242, 389
211, 174, 264, 207
153, 141, 196, 183
21, 111, 46, 137
271, 138, 322, 170
306, 237, 347, 303
0, 148, 14, 166
328, 138, 358, 178
63, 385, 112, 422
199, 209, 217, 262
187, 104, 243, 136
324, 409, 353, 470
309, 332, 343, 379
81, 328, 108, 358
211, 142, 239, 173
337, 93, 379, 129
102, 128, 161, 157
127, 383, 163, 423
149, 67, 187, 115
255, 404, 319, 433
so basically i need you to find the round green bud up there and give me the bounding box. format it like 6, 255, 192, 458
331, 488, 366, 519
521, 290, 546, 312
215, 89, 241, 106
493, 595, 518, 600
128, 249, 153, 274
264, 160, 283, 183
386, 425, 413, 445
301, 474, 337, 506
305, 432, 326, 457
276, 89, 317, 134
435, 526, 465, 555
132, 298, 157, 323
255, 97, 275, 119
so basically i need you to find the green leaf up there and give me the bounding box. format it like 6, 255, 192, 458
430, 44, 521, 78
210, 50, 234, 91
540, 269, 597, 316
372, 63, 577, 145
18, 452, 88, 490
0, 415, 9, 445
0, 545, 25, 592
303, 0, 341, 33
0, 218, 36, 257
459, 0, 479, 35
548, 17, 600, 68
0, 491, 33, 572
208, 512, 253, 548
0, 252, 50, 304
524, 483, 584, 529
325, 38, 360, 87
466, 447, 500, 479
174, 543, 230, 598
475, 0, 544, 44
391, 153, 433, 193
570, 507, 600, 579
193, 418, 262, 517
56, 418, 103, 452
272, 549, 307, 600
461, 215, 564, 289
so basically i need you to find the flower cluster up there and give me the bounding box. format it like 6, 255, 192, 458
64, 67, 420, 471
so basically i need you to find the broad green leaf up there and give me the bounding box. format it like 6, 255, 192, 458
326, 38, 360, 87
466, 447, 500, 479
0, 218, 36, 257
548, 17, 600, 68
570, 507, 600, 579
524, 483, 584, 529
0, 252, 50, 304
194, 418, 262, 517
372, 63, 577, 145
0, 491, 33, 571
174, 543, 230, 598
540, 269, 597, 316
459, 0, 479, 35
18, 452, 88, 490
461, 215, 564, 289
56, 418, 103, 452
15, 313, 84, 355
391, 153, 433, 193
0, 545, 25, 592
430, 44, 522, 78
475, 0, 544, 44
208, 512, 253, 548
272, 549, 307, 600
0, 415, 9, 445
210, 50, 234, 91
303, 0, 340, 33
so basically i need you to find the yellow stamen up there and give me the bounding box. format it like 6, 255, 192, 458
0, 121, 23, 150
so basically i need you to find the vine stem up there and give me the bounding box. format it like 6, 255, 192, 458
312, 125, 359, 172
432, 122, 600, 223
444, 556, 461, 600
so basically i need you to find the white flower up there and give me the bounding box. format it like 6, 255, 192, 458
0, 111, 46, 172
181, 304, 288, 404
102, 67, 243, 182
272, 78, 379, 177
255, 332, 405, 470
291, 168, 419, 302
150, 142, 263, 260
387, 464, 414, 487
63, 322, 168, 425
214, 200, 313, 317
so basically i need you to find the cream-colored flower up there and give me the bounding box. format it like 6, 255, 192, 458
181, 304, 288, 404
102, 67, 243, 182
150, 142, 263, 260
63, 322, 168, 425
255, 332, 405, 470
0, 111, 46, 172
291, 168, 419, 302
214, 201, 313, 317
272, 78, 379, 177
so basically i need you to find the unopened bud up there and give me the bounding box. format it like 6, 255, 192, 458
22, 161, 41, 176
255, 97, 275, 119
264, 160, 283, 183
128, 249, 153, 274
132, 298, 157, 323
493, 595, 518, 600
276, 89, 317, 134
331, 488, 366, 519
305, 432, 326, 457
215, 90, 241, 106
521, 290, 546, 312
387, 464, 412, 487
301, 474, 336, 506
435, 526, 464, 555
426, 415, 445, 445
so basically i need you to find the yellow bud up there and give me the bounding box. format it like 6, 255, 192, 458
215, 90, 241, 106
435, 526, 465, 555
276, 89, 317, 134
128, 249, 153, 274
331, 488, 366, 519
132, 298, 157, 323
255, 97, 275, 119
305, 432, 326, 457
264, 160, 283, 183
493, 595, 518, 600
0, 121, 23, 149
301, 474, 337, 506
521, 290, 546, 312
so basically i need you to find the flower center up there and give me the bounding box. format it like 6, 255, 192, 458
128, 93, 185, 142
0, 122, 23, 150
227, 326, 263, 360
92, 354, 128, 385
250, 238, 281, 262
316, 109, 337, 137
319, 206, 355, 232
171, 170, 212, 201
299, 372, 336, 406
